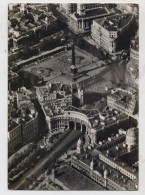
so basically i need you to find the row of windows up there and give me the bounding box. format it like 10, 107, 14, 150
91, 173, 104, 185
10, 131, 21, 139
109, 103, 133, 115
10, 134, 22, 142
72, 157, 126, 190
72, 158, 89, 170
107, 179, 123, 190
98, 137, 125, 150
9, 137, 21, 147
99, 155, 136, 180
24, 132, 37, 140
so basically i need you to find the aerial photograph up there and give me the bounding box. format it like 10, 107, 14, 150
8, 3, 139, 190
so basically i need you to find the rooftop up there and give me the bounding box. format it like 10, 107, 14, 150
56, 165, 105, 190
95, 13, 133, 31
73, 150, 137, 190
8, 120, 20, 132
96, 134, 126, 151
89, 111, 128, 131
99, 151, 138, 178
8, 89, 37, 127
74, 7, 108, 19
8, 5, 57, 39
108, 88, 136, 107
37, 83, 72, 96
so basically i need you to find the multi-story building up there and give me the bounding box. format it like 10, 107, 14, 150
36, 82, 86, 134
107, 88, 138, 115
8, 4, 58, 52
59, 4, 77, 15
86, 111, 129, 146
71, 152, 137, 190
36, 82, 72, 105
130, 37, 139, 68
21, 111, 39, 143
127, 35, 139, 91
69, 4, 111, 33
8, 119, 22, 155
91, 13, 134, 53
71, 127, 138, 190
95, 127, 138, 153
77, 4, 105, 15
36, 82, 132, 147
8, 87, 39, 156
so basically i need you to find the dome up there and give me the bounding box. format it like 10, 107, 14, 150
126, 128, 135, 138
126, 128, 136, 151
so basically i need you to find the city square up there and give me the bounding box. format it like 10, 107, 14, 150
8, 3, 139, 191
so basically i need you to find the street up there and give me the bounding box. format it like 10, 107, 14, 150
79, 59, 129, 93
9, 129, 83, 190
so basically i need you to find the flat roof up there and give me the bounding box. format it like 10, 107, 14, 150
56, 165, 105, 190
73, 151, 137, 190
90, 112, 128, 130
74, 7, 108, 19
8, 120, 20, 132
95, 13, 133, 31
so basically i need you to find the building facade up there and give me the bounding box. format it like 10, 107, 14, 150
86, 112, 129, 146
36, 82, 86, 134
21, 112, 39, 143
8, 4, 58, 52
70, 126, 138, 190
8, 120, 22, 155
8, 87, 39, 156
69, 4, 110, 33
127, 36, 139, 91
91, 13, 134, 53
107, 88, 138, 115
71, 154, 137, 190
59, 4, 77, 15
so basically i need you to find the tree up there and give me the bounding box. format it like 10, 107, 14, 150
25, 177, 31, 189
22, 47, 33, 59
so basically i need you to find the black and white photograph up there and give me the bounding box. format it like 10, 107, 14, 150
7, 2, 139, 191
